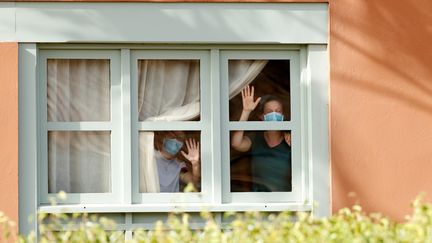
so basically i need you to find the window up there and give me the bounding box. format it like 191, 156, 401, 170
220, 50, 303, 203
39, 50, 122, 204
19, 43, 327, 236
17, 3, 329, 237
130, 50, 211, 204
36, 46, 312, 209
37, 47, 306, 206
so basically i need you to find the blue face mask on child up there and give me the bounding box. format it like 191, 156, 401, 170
163, 138, 183, 156
263, 112, 284, 121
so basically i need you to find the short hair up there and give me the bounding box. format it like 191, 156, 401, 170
258, 95, 284, 115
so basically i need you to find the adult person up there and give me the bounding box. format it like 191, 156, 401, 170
231, 85, 292, 192
155, 132, 200, 192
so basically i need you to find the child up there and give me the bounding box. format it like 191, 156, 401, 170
155, 131, 200, 192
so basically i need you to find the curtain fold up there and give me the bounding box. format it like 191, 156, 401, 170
138, 60, 200, 122
228, 60, 268, 99
139, 132, 160, 192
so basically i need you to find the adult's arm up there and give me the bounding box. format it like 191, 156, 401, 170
231, 85, 260, 152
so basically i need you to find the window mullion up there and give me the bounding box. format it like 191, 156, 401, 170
228, 122, 294, 131
46, 122, 112, 131
210, 49, 222, 204
219, 51, 231, 203
120, 49, 132, 204
138, 122, 203, 131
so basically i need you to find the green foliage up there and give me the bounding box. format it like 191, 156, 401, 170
3, 194, 432, 242
0, 211, 19, 242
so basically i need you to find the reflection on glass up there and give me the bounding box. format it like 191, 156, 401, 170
139, 131, 201, 193
230, 131, 292, 192
48, 131, 111, 193
47, 59, 111, 122
137, 60, 200, 121
229, 60, 291, 121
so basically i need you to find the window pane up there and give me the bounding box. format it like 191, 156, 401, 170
230, 130, 292, 192
139, 131, 201, 193
229, 60, 291, 121
48, 131, 111, 193
47, 59, 111, 122
137, 60, 200, 121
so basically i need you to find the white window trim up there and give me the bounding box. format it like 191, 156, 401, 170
34, 46, 311, 205
38, 50, 123, 204
12, 3, 329, 240
19, 44, 330, 235
1, 3, 328, 43
220, 50, 302, 203
130, 50, 212, 204
19, 44, 329, 236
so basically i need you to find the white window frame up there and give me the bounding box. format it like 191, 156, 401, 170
220, 50, 303, 203
13, 2, 329, 239
130, 50, 212, 204
34, 45, 314, 206
19, 43, 329, 237
38, 50, 123, 204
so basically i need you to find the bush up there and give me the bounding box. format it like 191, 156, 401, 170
3, 195, 432, 242
0, 211, 19, 242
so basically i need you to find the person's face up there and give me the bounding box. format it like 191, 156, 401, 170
160, 132, 185, 159
261, 100, 283, 120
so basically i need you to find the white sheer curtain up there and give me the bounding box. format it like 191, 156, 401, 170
48, 131, 111, 193
47, 59, 111, 193
138, 60, 200, 122
138, 59, 268, 192
47, 59, 110, 122
228, 60, 268, 99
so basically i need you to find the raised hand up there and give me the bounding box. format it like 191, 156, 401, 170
181, 138, 200, 165
241, 85, 261, 112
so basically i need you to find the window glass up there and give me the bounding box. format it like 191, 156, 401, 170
47, 59, 111, 122
48, 131, 111, 193
230, 130, 292, 192
229, 60, 290, 121
137, 60, 200, 121
139, 131, 201, 193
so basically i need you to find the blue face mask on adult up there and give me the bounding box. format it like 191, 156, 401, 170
263, 112, 284, 121
163, 138, 183, 156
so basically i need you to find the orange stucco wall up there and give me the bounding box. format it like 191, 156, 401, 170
1, 0, 432, 223
0, 42, 18, 223
330, 0, 432, 220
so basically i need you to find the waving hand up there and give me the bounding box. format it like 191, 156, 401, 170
242, 85, 261, 112
181, 138, 200, 165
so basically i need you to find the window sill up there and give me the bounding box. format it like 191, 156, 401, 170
38, 203, 312, 213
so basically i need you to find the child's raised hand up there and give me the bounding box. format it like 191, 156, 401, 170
181, 138, 200, 165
